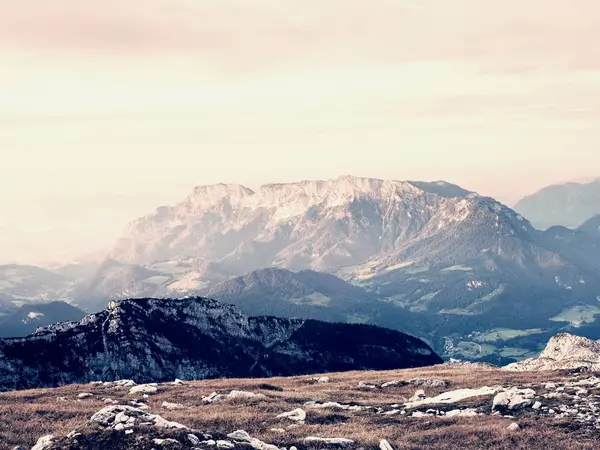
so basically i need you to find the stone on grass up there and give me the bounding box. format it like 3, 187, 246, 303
162, 401, 185, 410
129, 384, 158, 395
379, 439, 394, 450
492, 388, 535, 411
409, 390, 427, 402
277, 408, 306, 422
303, 437, 355, 448
31, 435, 54, 450
227, 430, 280, 450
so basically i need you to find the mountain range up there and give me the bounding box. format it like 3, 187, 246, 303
514, 178, 600, 230
2, 176, 600, 363
0, 297, 441, 391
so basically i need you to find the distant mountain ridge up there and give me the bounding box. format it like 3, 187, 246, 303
514, 178, 600, 230
0, 301, 85, 338
108, 176, 478, 271
200, 268, 429, 337
0, 297, 441, 391
0, 264, 72, 304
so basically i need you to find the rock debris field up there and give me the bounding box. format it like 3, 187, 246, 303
4, 365, 600, 450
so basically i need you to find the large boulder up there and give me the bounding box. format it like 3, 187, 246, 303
492, 388, 536, 411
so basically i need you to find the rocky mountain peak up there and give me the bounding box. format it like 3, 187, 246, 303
107, 176, 488, 268
539, 333, 600, 363
187, 183, 256, 208
504, 333, 600, 372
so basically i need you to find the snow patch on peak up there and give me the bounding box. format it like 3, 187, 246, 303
22, 311, 44, 323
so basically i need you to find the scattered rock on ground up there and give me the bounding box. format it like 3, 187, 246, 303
303, 437, 355, 448
276, 408, 306, 423
445, 408, 479, 418
203, 390, 266, 404
405, 386, 499, 408
31, 435, 54, 450
91, 405, 188, 430
409, 389, 427, 402
313, 376, 330, 383
129, 384, 158, 395
492, 388, 536, 411
379, 439, 394, 450
227, 430, 280, 450
162, 401, 185, 410
507, 423, 520, 431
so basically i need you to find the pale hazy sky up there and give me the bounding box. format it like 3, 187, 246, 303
1, 0, 600, 264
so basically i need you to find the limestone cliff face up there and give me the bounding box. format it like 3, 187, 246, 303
540, 333, 600, 362
504, 333, 600, 372
0, 297, 441, 391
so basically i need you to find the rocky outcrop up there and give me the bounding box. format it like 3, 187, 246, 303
504, 333, 600, 372
492, 388, 536, 411
33, 405, 280, 450
0, 297, 441, 391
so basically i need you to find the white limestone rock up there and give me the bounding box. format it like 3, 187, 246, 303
445, 408, 479, 418
129, 384, 158, 395
492, 388, 536, 411
31, 435, 54, 450
409, 390, 427, 402
227, 430, 280, 450
379, 439, 394, 450
227, 390, 266, 401
153, 438, 180, 445
505, 334, 600, 372
405, 386, 499, 408
90, 405, 188, 430
188, 434, 201, 446
312, 376, 330, 383
303, 437, 355, 448
162, 401, 185, 410
277, 408, 306, 423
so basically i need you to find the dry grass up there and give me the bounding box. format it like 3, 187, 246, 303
0, 365, 597, 449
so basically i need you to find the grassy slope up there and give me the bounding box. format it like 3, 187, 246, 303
0, 365, 598, 449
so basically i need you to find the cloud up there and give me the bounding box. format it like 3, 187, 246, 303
1, 0, 599, 72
